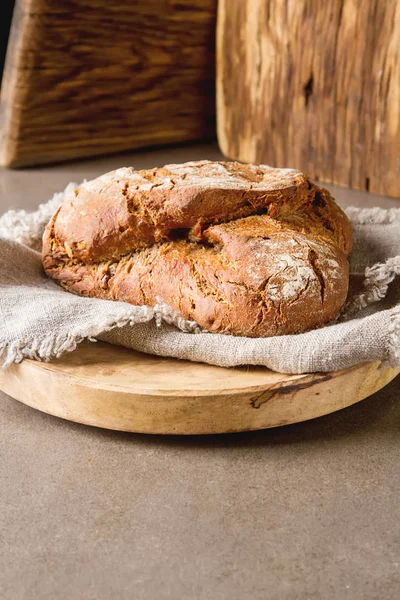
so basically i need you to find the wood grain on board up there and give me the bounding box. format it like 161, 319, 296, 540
0, 341, 398, 434
217, 0, 400, 197
0, 0, 217, 167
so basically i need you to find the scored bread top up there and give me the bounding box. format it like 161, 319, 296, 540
49, 160, 352, 265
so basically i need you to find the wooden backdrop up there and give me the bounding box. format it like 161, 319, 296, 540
0, 0, 217, 167
217, 0, 400, 197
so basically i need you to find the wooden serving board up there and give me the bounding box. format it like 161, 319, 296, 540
217, 0, 400, 197
0, 342, 398, 434
0, 0, 216, 167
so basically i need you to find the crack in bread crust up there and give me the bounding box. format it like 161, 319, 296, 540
42, 161, 352, 337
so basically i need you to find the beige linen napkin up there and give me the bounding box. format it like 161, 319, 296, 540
0, 185, 399, 374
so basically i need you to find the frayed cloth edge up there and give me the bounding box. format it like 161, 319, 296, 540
345, 206, 400, 225
343, 256, 400, 319
0, 300, 200, 368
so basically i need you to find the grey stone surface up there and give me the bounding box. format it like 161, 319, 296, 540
0, 378, 399, 600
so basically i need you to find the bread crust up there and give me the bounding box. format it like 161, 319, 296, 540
42, 161, 352, 337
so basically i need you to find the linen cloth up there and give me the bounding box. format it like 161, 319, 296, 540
0, 184, 399, 373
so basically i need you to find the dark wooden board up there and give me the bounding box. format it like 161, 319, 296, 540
217, 0, 400, 198
0, 0, 216, 167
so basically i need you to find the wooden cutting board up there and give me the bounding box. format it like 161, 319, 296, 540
0, 342, 398, 434
0, 0, 216, 167
217, 0, 400, 197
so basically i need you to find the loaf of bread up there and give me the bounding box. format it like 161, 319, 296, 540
42, 161, 353, 337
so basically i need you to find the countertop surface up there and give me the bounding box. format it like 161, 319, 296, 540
0, 143, 399, 600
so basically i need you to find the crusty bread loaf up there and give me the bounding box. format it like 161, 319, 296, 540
42, 161, 353, 337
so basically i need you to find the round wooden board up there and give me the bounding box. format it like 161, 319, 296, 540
0, 342, 398, 434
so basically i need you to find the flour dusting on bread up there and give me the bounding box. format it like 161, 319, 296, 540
42, 161, 352, 337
